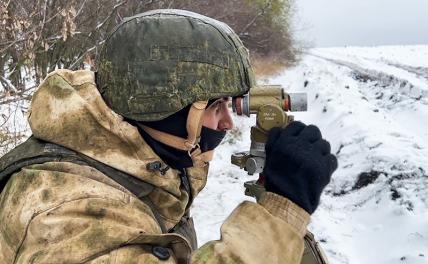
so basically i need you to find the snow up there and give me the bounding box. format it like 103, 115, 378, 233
193, 46, 428, 264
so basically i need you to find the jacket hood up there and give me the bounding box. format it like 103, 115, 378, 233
28, 69, 192, 196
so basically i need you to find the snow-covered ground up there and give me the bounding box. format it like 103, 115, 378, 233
193, 46, 428, 264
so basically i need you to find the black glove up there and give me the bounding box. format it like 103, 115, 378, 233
263, 121, 338, 214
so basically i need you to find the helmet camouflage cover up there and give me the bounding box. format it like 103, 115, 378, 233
97, 9, 255, 121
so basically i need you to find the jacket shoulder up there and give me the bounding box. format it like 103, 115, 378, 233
0, 162, 163, 263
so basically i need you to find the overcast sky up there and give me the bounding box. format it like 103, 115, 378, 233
294, 0, 428, 47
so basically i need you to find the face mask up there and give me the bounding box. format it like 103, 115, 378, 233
134, 119, 226, 169
199, 126, 226, 152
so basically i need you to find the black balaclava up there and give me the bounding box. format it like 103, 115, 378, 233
130, 103, 226, 170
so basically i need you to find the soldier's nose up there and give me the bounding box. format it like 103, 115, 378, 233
218, 108, 234, 131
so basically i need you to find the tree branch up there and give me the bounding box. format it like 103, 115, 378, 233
95, 0, 127, 31
0, 75, 17, 92
239, 0, 272, 36
0, 84, 35, 105
74, 0, 89, 19
0, 94, 32, 105
69, 40, 105, 70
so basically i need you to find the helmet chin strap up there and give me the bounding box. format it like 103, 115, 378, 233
139, 101, 214, 167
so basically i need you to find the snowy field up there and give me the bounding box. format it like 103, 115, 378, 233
1, 46, 427, 264
193, 46, 428, 264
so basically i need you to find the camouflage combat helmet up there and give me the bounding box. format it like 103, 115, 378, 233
97, 9, 255, 166
97, 9, 255, 122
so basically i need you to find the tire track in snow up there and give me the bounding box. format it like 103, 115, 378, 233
307, 52, 428, 147
383, 62, 428, 81
307, 52, 428, 101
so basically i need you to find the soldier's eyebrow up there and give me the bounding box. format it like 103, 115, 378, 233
211, 97, 229, 106
218, 97, 230, 103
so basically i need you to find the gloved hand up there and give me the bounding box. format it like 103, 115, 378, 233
263, 121, 338, 214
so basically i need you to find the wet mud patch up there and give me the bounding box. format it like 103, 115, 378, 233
352, 170, 384, 190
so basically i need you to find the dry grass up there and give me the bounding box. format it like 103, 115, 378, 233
251, 55, 290, 78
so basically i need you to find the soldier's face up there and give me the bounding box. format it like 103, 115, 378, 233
202, 97, 234, 131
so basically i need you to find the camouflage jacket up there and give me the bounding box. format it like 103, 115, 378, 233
0, 70, 310, 263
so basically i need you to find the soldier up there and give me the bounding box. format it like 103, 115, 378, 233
0, 10, 337, 263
